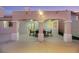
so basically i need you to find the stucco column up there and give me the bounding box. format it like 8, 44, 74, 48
26, 22, 30, 40
11, 21, 19, 41
52, 20, 59, 37
11, 21, 18, 40
38, 22, 44, 42
16, 21, 19, 40
64, 20, 72, 42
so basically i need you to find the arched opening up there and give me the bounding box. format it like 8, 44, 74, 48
44, 19, 53, 37
44, 19, 59, 39
26, 20, 39, 37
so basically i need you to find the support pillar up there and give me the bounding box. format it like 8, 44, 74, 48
64, 20, 72, 42
16, 21, 19, 40
38, 22, 44, 42
11, 21, 19, 41
52, 20, 59, 37
26, 23, 30, 40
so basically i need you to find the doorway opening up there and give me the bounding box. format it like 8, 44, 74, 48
27, 20, 39, 37
44, 19, 59, 38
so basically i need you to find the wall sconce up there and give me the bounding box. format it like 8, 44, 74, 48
38, 9, 44, 16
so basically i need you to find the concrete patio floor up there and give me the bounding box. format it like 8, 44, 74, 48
0, 36, 79, 53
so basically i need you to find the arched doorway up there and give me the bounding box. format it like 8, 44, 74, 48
43, 19, 59, 41
44, 20, 53, 37
18, 19, 39, 41
26, 20, 39, 37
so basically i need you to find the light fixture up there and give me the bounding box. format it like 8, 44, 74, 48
30, 19, 33, 21
38, 9, 43, 15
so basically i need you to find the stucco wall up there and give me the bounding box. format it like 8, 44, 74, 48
0, 10, 4, 28
10, 21, 17, 33
71, 14, 79, 37
0, 27, 12, 42
59, 20, 64, 33
0, 22, 12, 42
12, 10, 71, 34
12, 11, 72, 40
0, 10, 4, 17
0, 21, 4, 28
12, 11, 71, 21
19, 21, 29, 40
0, 21, 15, 42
